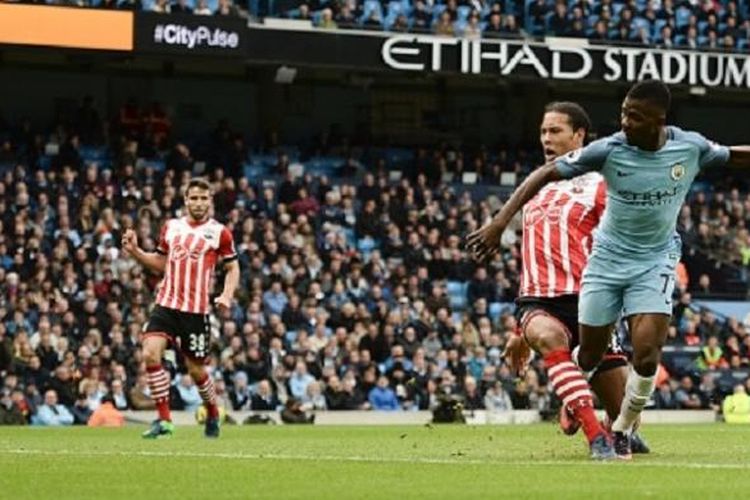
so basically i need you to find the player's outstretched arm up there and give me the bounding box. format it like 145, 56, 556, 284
214, 259, 240, 312
466, 163, 561, 262
727, 146, 750, 168
121, 228, 167, 274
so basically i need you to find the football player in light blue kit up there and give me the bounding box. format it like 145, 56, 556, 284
467, 80, 750, 458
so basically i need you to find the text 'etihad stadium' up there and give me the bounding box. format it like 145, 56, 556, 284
381, 36, 750, 89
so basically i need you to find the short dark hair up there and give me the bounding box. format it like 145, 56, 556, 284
626, 79, 671, 113
544, 101, 591, 135
184, 177, 212, 197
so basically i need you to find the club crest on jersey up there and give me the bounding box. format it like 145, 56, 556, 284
204, 233, 214, 240
670, 164, 685, 181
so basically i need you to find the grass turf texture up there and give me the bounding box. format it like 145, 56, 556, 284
1, 424, 748, 499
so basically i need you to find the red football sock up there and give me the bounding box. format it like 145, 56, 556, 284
544, 349, 604, 443
196, 372, 219, 419
146, 364, 172, 422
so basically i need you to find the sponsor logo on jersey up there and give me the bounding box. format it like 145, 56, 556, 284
617, 186, 680, 206
172, 244, 188, 261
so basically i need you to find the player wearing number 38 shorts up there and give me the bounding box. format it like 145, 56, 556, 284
122, 178, 239, 439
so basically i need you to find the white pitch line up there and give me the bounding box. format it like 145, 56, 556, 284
0, 448, 748, 471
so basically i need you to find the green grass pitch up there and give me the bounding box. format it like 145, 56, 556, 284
1, 424, 748, 499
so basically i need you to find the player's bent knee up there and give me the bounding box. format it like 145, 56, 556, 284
632, 343, 661, 375
524, 317, 569, 354
142, 339, 164, 366
632, 354, 659, 377
186, 360, 207, 379
535, 330, 569, 354
143, 349, 161, 366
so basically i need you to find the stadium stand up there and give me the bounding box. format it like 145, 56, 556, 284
0, 97, 749, 426
2, 0, 748, 53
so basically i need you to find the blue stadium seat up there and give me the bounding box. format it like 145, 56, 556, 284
447, 281, 468, 311
277, 145, 300, 160
79, 146, 109, 163
342, 228, 356, 248
388, 0, 405, 17
39, 156, 52, 171
285, 330, 298, 345
0, 162, 13, 175
451, 311, 463, 325
449, 294, 467, 311
504, 0, 520, 16
305, 157, 341, 177
457, 5, 471, 21
312, 10, 324, 25
360, 0, 384, 24
243, 163, 269, 179
248, 154, 278, 167
489, 302, 503, 321
357, 237, 377, 254
384, 148, 415, 167
489, 302, 515, 320
446, 280, 464, 296
652, 18, 667, 38
632, 17, 649, 32
675, 7, 691, 29
141, 159, 165, 172
432, 3, 446, 20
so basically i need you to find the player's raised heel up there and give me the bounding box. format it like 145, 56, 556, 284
613, 431, 633, 460
559, 405, 581, 436
142, 419, 175, 439
630, 432, 650, 454
205, 416, 220, 438
589, 433, 616, 460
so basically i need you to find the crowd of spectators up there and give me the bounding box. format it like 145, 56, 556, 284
526, 0, 750, 51
298, 0, 750, 55
3, 0, 749, 53
0, 97, 748, 428
679, 188, 750, 290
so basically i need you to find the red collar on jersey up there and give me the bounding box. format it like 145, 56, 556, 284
185, 217, 209, 228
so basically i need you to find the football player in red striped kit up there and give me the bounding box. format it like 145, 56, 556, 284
122, 177, 239, 438
469, 102, 647, 459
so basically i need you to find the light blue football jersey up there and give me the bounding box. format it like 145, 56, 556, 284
554, 126, 730, 254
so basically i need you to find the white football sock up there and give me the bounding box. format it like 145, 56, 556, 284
611, 366, 655, 433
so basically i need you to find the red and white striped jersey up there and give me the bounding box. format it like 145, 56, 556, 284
520, 172, 606, 298
155, 217, 237, 314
